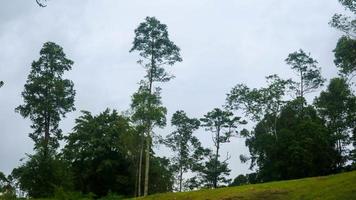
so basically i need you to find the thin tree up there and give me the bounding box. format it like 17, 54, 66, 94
130, 16, 182, 196
285, 50, 325, 103
130, 85, 167, 196
165, 110, 200, 192
200, 108, 245, 188
16, 42, 75, 154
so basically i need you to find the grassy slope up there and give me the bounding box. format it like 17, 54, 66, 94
137, 171, 356, 200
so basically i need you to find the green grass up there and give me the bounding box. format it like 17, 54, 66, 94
135, 171, 356, 200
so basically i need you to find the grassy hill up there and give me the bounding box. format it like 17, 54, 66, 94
136, 171, 356, 200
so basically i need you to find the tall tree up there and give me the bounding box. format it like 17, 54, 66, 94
16, 42, 75, 154
285, 49, 325, 101
130, 16, 182, 196
0, 81, 3, 88
164, 110, 200, 192
200, 108, 245, 188
130, 85, 167, 196
314, 77, 356, 167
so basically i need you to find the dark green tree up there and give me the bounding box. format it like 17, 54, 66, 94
0, 171, 8, 193
0, 81, 3, 88
230, 174, 248, 186
148, 156, 174, 194
285, 49, 325, 101
16, 42, 75, 153
164, 110, 200, 192
200, 108, 245, 188
11, 151, 73, 198
334, 36, 356, 81
62, 109, 136, 197
314, 78, 356, 167
130, 16, 182, 196
244, 99, 336, 182
197, 152, 231, 188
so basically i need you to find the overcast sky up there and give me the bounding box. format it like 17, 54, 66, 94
0, 0, 346, 178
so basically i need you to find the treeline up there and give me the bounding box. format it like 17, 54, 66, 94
0, 0, 355, 199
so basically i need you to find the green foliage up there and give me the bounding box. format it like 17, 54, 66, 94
230, 174, 248, 186
97, 192, 124, 200
147, 157, 174, 194
329, 0, 355, 38
227, 75, 291, 122
333, 36, 356, 80
130, 16, 182, 84
130, 86, 167, 128
53, 187, 94, 200
0, 172, 8, 194
200, 108, 245, 188
11, 151, 73, 198
195, 152, 231, 188
130, 16, 181, 196
15, 42, 75, 151
245, 99, 337, 182
164, 111, 200, 191
285, 49, 325, 99
0, 81, 3, 88
314, 78, 356, 167
63, 109, 135, 197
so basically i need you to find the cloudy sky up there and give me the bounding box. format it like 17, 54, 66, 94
0, 0, 346, 178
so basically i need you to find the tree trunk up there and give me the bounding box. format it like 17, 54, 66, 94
137, 141, 144, 196
179, 161, 183, 192
44, 114, 50, 157
144, 132, 151, 196
214, 127, 220, 188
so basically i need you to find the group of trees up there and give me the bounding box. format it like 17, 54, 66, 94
228, 0, 356, 184
2, 17, 244, 198
0, 0, 355, 199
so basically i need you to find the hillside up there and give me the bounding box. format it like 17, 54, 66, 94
137, 171, 356, 200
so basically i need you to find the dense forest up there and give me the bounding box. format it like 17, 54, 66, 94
0, 0, 355, 199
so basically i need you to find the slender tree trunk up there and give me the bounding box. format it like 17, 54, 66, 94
179, 159, 183, 192
134, 157, 139, 197
274, 113, 278, 141
144, 70, 153, 196
300, 70, 304, 99
144, 41, 156, 196
44, 114, 50, 157
214, 127, 220, 188
178, 135, 183, 192
144, 131, 151, 196
137, 140, 144, 196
